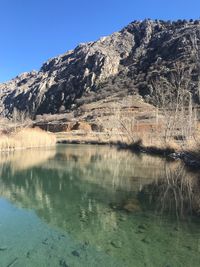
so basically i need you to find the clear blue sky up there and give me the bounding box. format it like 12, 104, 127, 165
1, 0, 200, 82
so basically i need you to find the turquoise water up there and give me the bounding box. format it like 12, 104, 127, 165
0, 144, 200, 266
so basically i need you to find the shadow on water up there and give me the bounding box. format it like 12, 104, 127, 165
0, 144, 200, 266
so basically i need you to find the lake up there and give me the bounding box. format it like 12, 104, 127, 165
0, 144, 200, 267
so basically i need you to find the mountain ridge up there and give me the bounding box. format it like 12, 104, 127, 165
1, 19, 200, 119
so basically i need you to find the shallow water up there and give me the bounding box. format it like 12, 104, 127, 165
0, 144, 200, 266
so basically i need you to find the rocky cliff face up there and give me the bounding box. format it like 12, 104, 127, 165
1, 19, 200, 118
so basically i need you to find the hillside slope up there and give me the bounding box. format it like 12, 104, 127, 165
1, 19, 200, 119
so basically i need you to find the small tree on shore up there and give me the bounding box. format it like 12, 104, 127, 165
150, 61, 197, 146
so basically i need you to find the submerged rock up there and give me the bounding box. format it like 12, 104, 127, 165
42, 238, 48, 245
136, 224, 148, 234
0, 246, 7, 251
6, 257, 18, 267
122, 198, 141, 213
71, 250, 80, 257
59, 259, 70, 267
110, 240, 123, 248
141, 237, 151, 244
119, 214, 127, 221
138, 224, 147, 230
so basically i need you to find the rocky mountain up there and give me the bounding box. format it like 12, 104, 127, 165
1, 19, 200, 119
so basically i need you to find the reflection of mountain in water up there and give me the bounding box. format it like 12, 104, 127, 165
0, 145, 172, 231
0, 145, 194, 227
0, 145, 200, 266
39, 144, 172, 191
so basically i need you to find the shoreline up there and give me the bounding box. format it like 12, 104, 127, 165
57, 138, 200, 170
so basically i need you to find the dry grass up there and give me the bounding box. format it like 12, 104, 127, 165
0, 128, 56, 151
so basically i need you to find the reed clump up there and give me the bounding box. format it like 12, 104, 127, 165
0, 128, 56, 151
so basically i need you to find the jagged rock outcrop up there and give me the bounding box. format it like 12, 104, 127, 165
1, 19, 200, 118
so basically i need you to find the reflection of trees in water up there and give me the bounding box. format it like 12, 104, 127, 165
0, 145, 191, 224
0, 145, 200, 266
139, 163, 200, 218
42, 145, 171, 192
0, 164, 124, 247
0, 145, 182, 231
0, 144, 197, 227
0, 144, 172, 192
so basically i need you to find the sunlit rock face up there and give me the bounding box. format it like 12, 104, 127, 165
1, 19, 200, 117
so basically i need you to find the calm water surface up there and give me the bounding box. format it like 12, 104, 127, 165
0, 144, 200, 267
